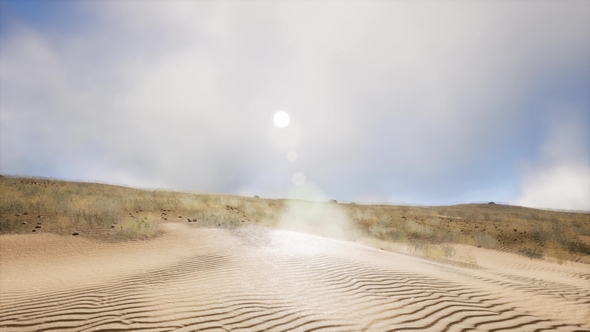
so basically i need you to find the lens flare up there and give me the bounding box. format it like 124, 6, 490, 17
273, 111, 290, 128
277, 182, 354, 241
292, 172, 306, 186
287, 151, 298, 162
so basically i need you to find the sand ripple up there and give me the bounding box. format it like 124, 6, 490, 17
1, 224, 589, 331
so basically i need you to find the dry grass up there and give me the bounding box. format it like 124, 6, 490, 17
1, 176, 589, 263
0, 176, 283, 241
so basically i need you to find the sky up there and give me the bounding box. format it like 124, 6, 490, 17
1, 0, 589, 210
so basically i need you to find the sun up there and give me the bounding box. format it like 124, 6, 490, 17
273, 111, 290, 128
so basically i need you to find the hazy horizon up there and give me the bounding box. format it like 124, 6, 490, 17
1, 0, 589, 210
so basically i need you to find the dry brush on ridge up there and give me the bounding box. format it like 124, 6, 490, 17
0, 175, 589, 263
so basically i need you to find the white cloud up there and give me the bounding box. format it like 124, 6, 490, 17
1, 1, 588, 205
513, 114, 590, 211
514, 163, 590, 211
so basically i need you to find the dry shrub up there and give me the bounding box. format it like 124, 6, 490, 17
474, 233, 497, 249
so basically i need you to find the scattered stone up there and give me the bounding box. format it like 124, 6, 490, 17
513, 229, 517, 232
35, 225, 41, 229
192, 219, 196, 222
37, 222, 41, 225
187, 219, 191, 222
15, 214, 20, 217
22, 222, 27, 225
178, 216, 182, 218
23, 212, 28, 215
37, 215, 42, 218
32, 229, 36, 232
72, 232, 79, 236
111, 225, 115, 228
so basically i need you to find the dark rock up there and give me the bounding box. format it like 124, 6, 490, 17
22, 222, 27, 225
35, 225, 41, 229
192, 219, 197, 222
32, 229, 36, 232
111, 225, 115, 228
178, 216, 182, 218
37, 215, 42, 218
23, 212, 28, 215
187, 219, 191, 222
72, 232, 79, 236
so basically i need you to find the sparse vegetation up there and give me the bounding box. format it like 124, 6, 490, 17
1, 175, 589, 264
474, 232, 497, 249
519, 247, 544, 259
410, 241, 456, 260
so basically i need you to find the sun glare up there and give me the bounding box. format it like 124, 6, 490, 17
292, 172, 306, 186
273, 111, 290, 128
287, 151, 297, 162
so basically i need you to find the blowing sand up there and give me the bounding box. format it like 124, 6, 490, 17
1, 222, 589, 331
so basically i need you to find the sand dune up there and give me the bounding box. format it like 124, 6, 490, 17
1, 223, 589, 331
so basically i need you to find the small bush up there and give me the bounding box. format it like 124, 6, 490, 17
474, 233, 497, 249
0, 219, 17, 233
519, 247, 543, 259
72, 210, 120, 228
409, 240, 455, 260
563, 240, 590, 256
531, 229, 550, 244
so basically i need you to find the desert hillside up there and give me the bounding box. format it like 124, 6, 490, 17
1, 176, 589, 264
1, 176, 590, 331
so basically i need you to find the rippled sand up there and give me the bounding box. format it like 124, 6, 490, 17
1, 223, 589, 331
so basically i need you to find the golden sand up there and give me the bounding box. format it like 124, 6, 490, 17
1, 222, 589, 331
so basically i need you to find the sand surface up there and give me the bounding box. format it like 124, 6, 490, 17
1, 222, 589, 331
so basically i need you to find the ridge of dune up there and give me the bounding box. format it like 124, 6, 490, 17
1, 223, 589, 331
